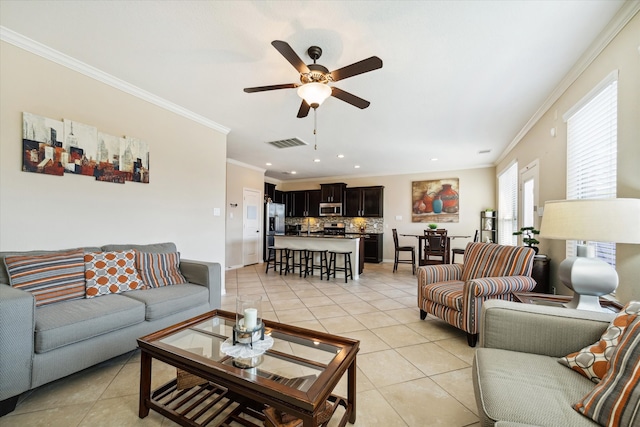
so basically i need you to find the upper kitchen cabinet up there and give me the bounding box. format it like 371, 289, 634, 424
345, 186, 384, 217
288, 190, 321, 217
264, 182, 285, 204
320, 183, 346, 203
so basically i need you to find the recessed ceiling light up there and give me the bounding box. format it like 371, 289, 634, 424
291, 171, 297, 174
354, 165, 360, 169
337, 154, 345, 158
266, 162, 272, 166
431, 158, 438, 161
314, 159, 320, 162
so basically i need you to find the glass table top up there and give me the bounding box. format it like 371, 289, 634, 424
154, 313, 347, 392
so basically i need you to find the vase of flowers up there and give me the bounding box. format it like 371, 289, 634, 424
513, 226, 540, 254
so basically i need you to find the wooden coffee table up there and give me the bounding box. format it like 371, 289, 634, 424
137, 310, 359, 427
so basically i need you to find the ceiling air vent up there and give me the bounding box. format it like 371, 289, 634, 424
265, 137, 308, 149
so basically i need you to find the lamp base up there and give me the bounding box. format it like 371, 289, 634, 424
563, 294, 608, 312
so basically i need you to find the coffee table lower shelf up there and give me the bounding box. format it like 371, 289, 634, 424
147, 378, 350, 427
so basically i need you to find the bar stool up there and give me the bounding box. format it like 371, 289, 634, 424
265, 246, 288, 275
328, 251, 353, 283
286, 249, 306, 277
304, 249, 329, 280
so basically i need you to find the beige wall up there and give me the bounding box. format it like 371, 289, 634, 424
225, 160, 265, 269
496, 13, 640, 302
0, 42, 228, 282
279, 166, 495, 261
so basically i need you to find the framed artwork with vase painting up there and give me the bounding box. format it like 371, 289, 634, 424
412, 178, 459, 223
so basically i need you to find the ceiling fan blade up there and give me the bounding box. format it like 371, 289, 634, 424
331, 87, 370, 109
243, 83, 298, 93
330, 56, 383, 82
297, 100, 311, 118
271, 40, 310, 74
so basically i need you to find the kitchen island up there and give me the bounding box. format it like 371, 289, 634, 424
274, 235, 363, 279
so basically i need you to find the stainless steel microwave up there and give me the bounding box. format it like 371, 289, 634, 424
319, 202, 343, 217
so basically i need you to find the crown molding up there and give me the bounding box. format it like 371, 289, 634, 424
0, 26, 230, 135
495, 1, 639, 164
226, 158, 266, 173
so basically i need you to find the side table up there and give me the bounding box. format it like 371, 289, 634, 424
513, 292, 622, 313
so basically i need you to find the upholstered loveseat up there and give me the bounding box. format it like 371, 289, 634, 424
418, 242, 536, 346
473, 299, 630, 426
0, 242, 221, 416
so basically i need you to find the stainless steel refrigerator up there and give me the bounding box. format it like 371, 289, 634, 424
263, 202, 285, 261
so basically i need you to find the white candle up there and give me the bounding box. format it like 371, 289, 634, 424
243, 308, 257, 330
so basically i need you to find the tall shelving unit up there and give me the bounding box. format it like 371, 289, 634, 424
480, 211, 498, 243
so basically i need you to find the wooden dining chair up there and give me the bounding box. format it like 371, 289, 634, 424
451, 230, 479, 264
423, 232, 447, 264
392, 229, 415, 274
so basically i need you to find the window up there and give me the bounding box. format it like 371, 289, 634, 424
563, 70, 617, 266
498, 162, 518, 245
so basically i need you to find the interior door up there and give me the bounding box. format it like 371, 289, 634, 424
519, 160, 539, 237
243, 188, 261, 265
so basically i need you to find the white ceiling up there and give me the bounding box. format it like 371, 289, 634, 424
0, 1, 629, 181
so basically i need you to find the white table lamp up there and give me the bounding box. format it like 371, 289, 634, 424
539, 198, 640, 311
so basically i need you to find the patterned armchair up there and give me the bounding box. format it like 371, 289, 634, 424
417, 242, 536, 347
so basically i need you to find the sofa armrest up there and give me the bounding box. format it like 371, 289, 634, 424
467, 276, 537, 297
480, 299, 614, 357
0, 284, 35, 400
179, 260, 222, 310
417, 263, 462, 285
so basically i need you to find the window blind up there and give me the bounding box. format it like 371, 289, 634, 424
565, 72, 617, 267
498, 162, 518, 245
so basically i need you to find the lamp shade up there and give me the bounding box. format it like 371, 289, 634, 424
297, 82, 332, 108
539, 198, 640, 244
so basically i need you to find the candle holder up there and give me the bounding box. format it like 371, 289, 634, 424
233, 295, 264, 347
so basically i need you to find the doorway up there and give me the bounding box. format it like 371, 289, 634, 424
519, 160, 539, 234
242, 188, 261, 266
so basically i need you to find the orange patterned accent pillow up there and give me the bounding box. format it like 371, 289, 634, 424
558, 301, 640, 383
84, 250, 146, 298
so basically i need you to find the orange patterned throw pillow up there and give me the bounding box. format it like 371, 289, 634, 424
85, 250, 146, 298
558, 301, 640, 383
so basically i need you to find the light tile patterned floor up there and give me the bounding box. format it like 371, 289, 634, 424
3, 262, 480, 427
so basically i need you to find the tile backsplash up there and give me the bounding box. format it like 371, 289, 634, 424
285, 217, 384, 233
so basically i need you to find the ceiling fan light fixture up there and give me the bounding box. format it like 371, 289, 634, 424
297, 83, 331, 108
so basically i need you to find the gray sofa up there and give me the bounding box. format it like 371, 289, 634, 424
0, 242, 221, 416
473, 299, 616, 427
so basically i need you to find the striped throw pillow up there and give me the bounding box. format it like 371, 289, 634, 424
559, 301, 640, 383
85, 250, 146, 298
574, 315, 640, 426
135, 251, 186, 288
4, 249, 86, 306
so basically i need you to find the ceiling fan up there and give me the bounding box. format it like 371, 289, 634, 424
243, 40, 383, 118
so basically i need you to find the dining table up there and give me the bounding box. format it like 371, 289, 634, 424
400, 233, 472, 265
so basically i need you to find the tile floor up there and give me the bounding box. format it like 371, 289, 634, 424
2, 262, 480, 427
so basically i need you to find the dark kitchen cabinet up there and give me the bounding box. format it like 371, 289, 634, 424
320, 183, 346, 203
288, 190, 320, 217
364, 233, 383, 263
345, 186, 384, 217
265, 183, 285, 204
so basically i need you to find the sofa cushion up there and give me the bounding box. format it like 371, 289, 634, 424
35, 294, 145, 353
101, 242, 177, 254
574, 316, 640, 427
4, 250, 86, 307
135, 251, 187, 288
422, 280, 464, 310
559, 301, 640, 383
461, 243, 534, 282
474, 348, 599, 426
120, 283, 207, 321
0, 247, 102, 285
84, 250, 147, 297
